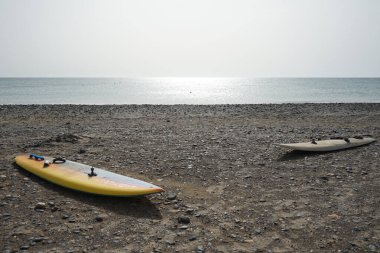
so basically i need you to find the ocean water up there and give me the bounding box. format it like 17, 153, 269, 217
0, 78, 379, 104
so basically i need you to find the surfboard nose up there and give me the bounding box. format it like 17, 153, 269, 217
145, 185, 164, 194
153, 187, 164, 193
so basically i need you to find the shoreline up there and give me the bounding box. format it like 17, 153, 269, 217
2, 102, 379, 104
1, 104, 379, 252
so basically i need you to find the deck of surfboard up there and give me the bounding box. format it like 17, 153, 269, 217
15, 154, 163, 196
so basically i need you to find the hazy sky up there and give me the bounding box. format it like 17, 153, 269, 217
0, 0, 379, 77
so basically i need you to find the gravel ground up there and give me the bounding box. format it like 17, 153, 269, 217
0, 104, 379, 253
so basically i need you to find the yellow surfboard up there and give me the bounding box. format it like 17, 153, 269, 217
15, 154, 163, 196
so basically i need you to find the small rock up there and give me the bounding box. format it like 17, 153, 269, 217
79, 149, 86, 154
20, 245, 30, 250
189, 235, 197, 241
345, 167, 353, 173
165, 240, 175, 245
35, 202, 46, 210
55, 133, 79, 143
178, 216, 190, 224
196, 245, 205, 253
166, 192, 177, 201
327, 213, 340, 220
368, 244, 377, 252
95, 214, 107, 222
32, 237, 44, 242
12, 226, 32, 236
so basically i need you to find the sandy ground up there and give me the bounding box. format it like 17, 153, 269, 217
0, 104, 379, 253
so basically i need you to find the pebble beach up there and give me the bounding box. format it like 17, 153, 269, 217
0, 104, 379, 253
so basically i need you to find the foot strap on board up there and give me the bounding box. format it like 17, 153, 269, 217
29, 154, 44, 161
330, 136, 345, 140
330, 136, 351, 143
53, 157, 66, 164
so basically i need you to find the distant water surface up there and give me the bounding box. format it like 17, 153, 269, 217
0, 78, 379, 104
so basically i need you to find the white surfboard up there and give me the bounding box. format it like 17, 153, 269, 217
276, 137, 376, 152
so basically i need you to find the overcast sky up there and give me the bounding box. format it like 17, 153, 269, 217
0, 0, 379, 77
